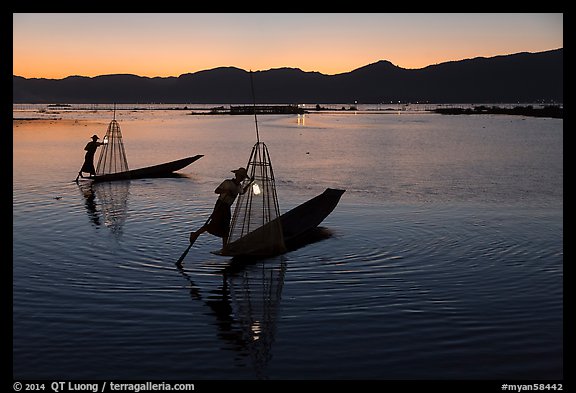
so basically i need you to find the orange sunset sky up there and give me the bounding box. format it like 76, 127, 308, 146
13, 13, 563, 79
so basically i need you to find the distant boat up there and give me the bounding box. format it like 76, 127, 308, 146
88, 154, 203, 182
77, 108, 203, 182
213, 188, 345, 258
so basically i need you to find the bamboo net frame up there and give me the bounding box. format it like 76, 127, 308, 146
96, 119, 129, 176
226, 141, 286, 256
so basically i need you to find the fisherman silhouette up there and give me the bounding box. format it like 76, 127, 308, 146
189, 167, 254, 248
76, 134, 104, 181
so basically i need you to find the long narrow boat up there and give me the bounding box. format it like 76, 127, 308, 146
88, 154, 203, 182
214, 188, 345, 258
280, 188, 345, 249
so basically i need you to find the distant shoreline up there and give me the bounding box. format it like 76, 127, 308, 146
13, 104, 563, 121
432, 105, 563, 119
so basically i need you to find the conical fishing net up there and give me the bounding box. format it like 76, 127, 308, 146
225, 142, 286, 256
96, 119, 129, 176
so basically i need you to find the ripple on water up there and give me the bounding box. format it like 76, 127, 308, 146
13, 113, 563, 379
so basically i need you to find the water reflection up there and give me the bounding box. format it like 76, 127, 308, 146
177, 258, 286, 379
78, 181, 101, 226
175, 227, 335, 378
77, 180, 130, 237
297, 114, 306, 126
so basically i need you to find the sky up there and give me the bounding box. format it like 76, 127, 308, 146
13, 13, 563, 79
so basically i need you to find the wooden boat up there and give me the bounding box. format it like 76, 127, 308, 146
279, 188, 345, 249
88, 154, 203, 182
214, 188, 345, 257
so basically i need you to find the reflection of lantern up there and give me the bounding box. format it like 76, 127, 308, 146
252, 183, 261, 195
103, 135, 109, 145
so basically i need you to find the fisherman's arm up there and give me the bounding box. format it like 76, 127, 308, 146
240, 177, 255, 194
214, 180, 229, 194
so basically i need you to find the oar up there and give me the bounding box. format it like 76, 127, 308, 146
176, 243, 193, 266
74, 168, 83, 182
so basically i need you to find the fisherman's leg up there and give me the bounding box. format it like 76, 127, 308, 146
189, 226, 207, 243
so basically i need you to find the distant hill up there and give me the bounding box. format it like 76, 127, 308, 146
13, 49, 563, 104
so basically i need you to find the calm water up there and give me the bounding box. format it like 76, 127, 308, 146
13, 109, 563, 380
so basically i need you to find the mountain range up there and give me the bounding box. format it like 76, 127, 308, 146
13, 48, 563, 104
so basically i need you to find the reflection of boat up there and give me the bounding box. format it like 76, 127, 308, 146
215, 188, 345, 257
177, 257, 286, 379
88, 154, 203, 182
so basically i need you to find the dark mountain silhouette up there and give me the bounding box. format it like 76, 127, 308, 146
13, 49, 563, 104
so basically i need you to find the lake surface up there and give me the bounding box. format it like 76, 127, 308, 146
12, 108, 563, 380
